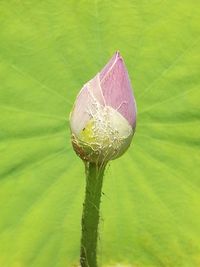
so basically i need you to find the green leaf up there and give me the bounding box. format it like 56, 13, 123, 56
0, 1, 199, 266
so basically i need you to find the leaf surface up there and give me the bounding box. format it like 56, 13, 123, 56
0, 1, 200, 266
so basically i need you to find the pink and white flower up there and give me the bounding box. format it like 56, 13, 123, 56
70, 51, 137, 163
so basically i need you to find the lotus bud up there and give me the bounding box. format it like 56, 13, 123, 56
69, 51, 137, 164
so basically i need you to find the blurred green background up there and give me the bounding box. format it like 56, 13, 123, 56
0, 1, 200, 266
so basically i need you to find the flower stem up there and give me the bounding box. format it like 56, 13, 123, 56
80, 161, 106, 267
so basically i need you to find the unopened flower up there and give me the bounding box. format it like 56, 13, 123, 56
69, 51, 137, 163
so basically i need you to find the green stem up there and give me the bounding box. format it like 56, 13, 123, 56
80, 162, 106, 267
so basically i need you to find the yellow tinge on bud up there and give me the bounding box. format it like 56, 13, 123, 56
70, 105, 134, 163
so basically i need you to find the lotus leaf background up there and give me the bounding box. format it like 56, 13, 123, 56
0, 1, 200, 266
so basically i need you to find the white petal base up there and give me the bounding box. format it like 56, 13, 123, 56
72, 105, 134, 163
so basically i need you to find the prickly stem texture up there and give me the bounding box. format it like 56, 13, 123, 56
80, 162, 106, 267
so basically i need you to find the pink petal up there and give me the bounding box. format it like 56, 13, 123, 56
100, 52, 136, 127
99, 51, 119, 81
70, 84, 91, 136
70, 75, 104, 136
